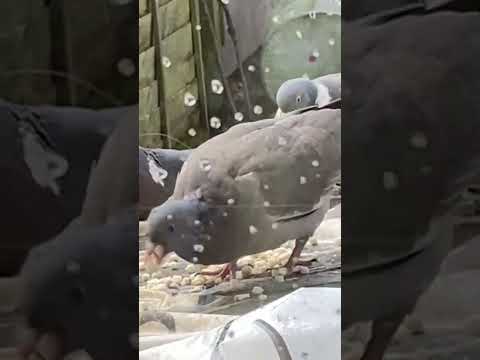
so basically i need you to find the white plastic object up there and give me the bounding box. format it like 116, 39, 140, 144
140, 287, 340, 360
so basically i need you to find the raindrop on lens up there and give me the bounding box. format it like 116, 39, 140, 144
117, 58, 135, 77
211, 79, 224, 94
184, 92, 197, 107
161, 56, 172, 68
253, 105, 263, 115
210, 117, 222, 129
234, 112, 244, 122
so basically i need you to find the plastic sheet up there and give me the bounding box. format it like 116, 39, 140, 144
140, 287, 340, 360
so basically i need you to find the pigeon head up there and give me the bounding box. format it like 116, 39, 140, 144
276, 78, 318, 113
19, 218, 138, 359
148, 198, 213, 264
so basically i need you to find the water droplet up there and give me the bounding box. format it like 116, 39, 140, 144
221, 0, 229, 4
192, 257, 199, 263
383, 171, 399, 190
249, 225, 258, 234
300, 176, 307, 184
66, 260, 80, 274
117, 58, 136, 77
162, 56, 172, 68
223, 211, 228, 217
234, 112, 244, 121
328, 38, 336, 46
211, 79, 224, 94
410, 132, 428, 149
195, 24, 202, 31
312, 50, 320, 58
247, 65, 256, 72
308, 11, 317, 19
272, 15, 280, 23
263, 184, 270, 190
296, 30, 303, 39
187, 128, 197, 137
200, 160, 212, 172
194, 220, 201, 226
167, 214, 173, 220
272, 223, 278, 230
312, 160, 320, 167
193, 244, 204, 253
253, 105, 263, 115
278, 137, 287, 146
264, 201, 271, 207
227, 198, 235, 205
264, 67, 270, 73
209, 116, 222, 129
184, 92, 197, 107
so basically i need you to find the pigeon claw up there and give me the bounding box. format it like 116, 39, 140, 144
199, 261, 237, 281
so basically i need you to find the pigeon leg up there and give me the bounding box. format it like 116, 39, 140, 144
199, 261, 237, 280
285, 236, 310, 271
360, 312, 406, 360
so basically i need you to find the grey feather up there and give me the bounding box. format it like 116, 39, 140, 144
148, 108, 341, 265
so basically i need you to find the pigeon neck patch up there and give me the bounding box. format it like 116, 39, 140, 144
16, 111, 69, 196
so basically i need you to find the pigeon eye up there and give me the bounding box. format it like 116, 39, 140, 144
296, 96, 302, 103
168, 224, 175, 233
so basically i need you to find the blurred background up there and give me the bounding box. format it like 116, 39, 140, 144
0, 0, 137, 107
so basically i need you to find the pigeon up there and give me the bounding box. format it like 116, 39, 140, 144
275, 73, 341, 118
342, 8, 480, 360
18, 112, 138, 360
148, 105, 340, 278
138, 147, 191, 220
0, 99, 131, 276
